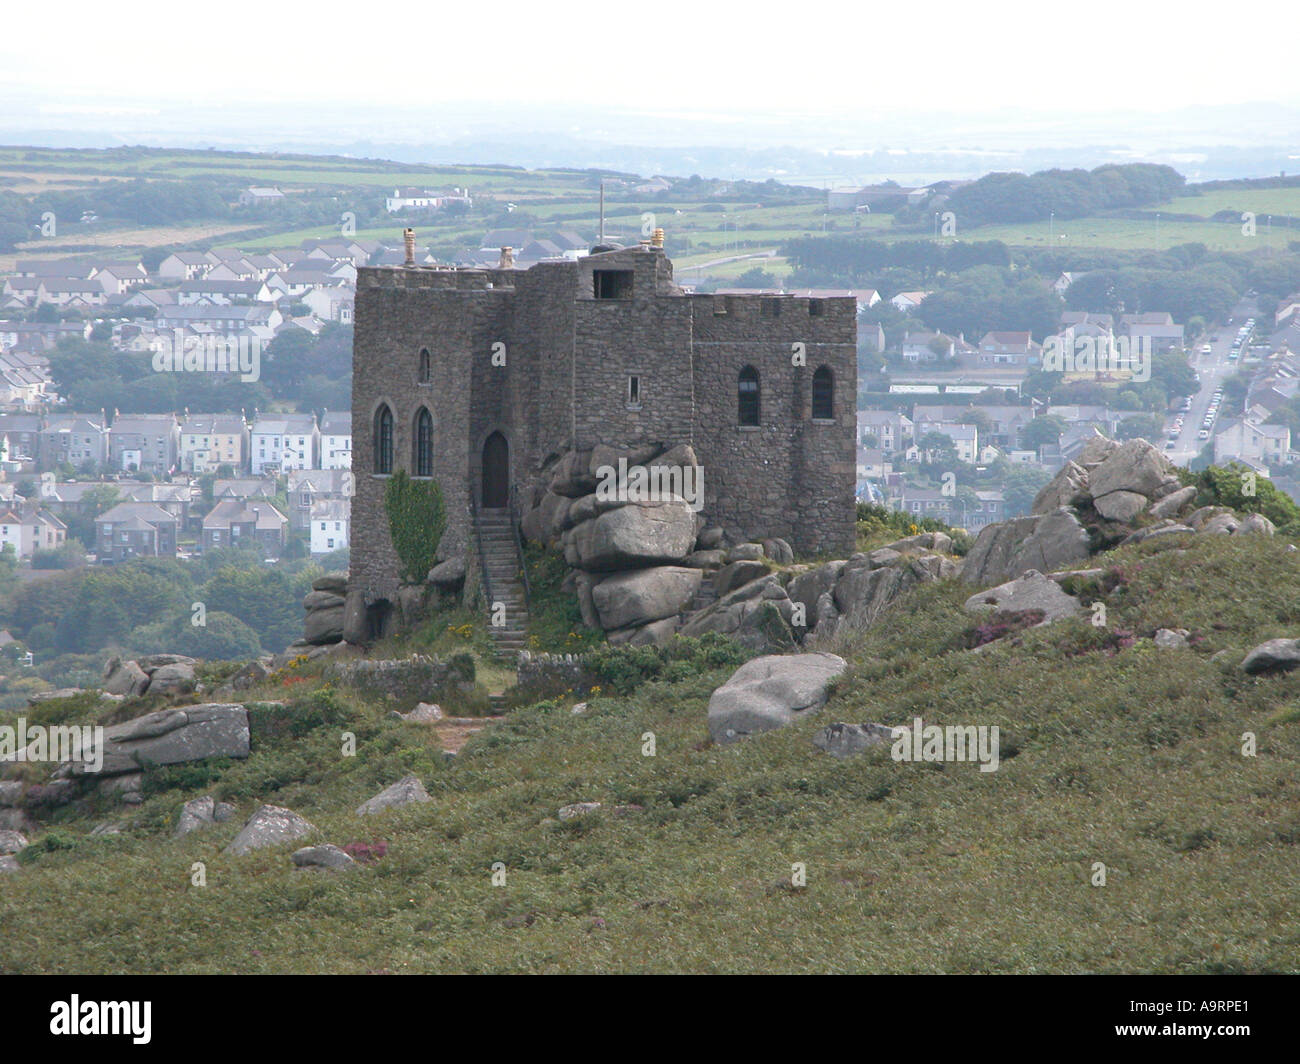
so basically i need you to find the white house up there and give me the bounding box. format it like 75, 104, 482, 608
250, 412, 318, 474
890, 291, 930, 313
157, 252, 212, 282
1214, 418, 1291, 470
319, 410, 351, 470
302, 286, 355, 323
309, 498, 350, 554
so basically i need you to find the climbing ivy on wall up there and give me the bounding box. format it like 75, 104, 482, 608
384, 470, 447, 583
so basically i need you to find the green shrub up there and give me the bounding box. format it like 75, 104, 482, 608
1187, 463, 1300, 536
384, 470, 447, 582
584, 632, 752, 695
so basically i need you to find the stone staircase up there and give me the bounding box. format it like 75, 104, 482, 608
477, 507, 529, 657
685, 570, 718, 616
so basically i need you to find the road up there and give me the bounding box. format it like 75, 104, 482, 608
1162, 296, 1258, 466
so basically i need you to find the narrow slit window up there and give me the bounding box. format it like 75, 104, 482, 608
373, 404, 393, 474
738, 366, 760, 426
812, 366, 834, 420
627, 375, 641, 406
414, 408, 433, 476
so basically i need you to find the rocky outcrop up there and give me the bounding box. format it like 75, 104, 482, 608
811, 722, 898, 758
225, 805, 315, 855
681, 533, 958, 652
61, 703, 250, 778
293, 843, 356, 870
0, 829, 27, 855
963, 570, 1083, 625
103, 658, 150, 697
962, 508, 1092, 585
565, 499, 698, 571
680, 574, 797, 652
101, 654, 198, 699
174, 795, 237, 837
300, 571, 358, 648
1149, 485, 1197, 520
1241, 638, 1300, 675
707, 652, 848, 744
516, 442, 712, 644
591, 566, 702, 630
355, 774, 431, 816
427, 558, 466, 590
148, 661, 197, 696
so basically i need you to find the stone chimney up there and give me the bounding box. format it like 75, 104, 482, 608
403, 228, 416, 267
498, 246, 514, 269
651, 227, 664, 248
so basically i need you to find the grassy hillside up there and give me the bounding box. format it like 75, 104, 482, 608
7, 145, 1296, 282
3, 531, 1299, 974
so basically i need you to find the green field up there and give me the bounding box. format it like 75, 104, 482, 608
3, 145, 1298, 281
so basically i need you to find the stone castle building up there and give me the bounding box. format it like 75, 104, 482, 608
346, 237, 857, 639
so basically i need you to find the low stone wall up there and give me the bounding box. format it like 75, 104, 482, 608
324, 654, 476, 708
516, 651, 590, 689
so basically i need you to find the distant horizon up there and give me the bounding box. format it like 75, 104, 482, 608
2, 98, 1299, 187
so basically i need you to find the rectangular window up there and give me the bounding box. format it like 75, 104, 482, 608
761, 299, 781, 318
593, 270, 633, 299
627, 375, 641, 407
809, 299, 825, 317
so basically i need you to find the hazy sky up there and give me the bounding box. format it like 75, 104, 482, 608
3, 0, 1296, 117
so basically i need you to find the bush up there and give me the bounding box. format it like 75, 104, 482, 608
1187, 463, 1300, 536
584, 633, 752, 695
384, 470, 446, 582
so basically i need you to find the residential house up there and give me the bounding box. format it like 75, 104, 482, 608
0, 353, 49, 408
156, 252, 212, 283
899, 331, 955, 363
309, 498, 350, 554
856, 446, 887, 481
95, 501, 180, 561
250, 412, 318, 474
1119, 312, 1183, 352
266, 262, 355, 299
0, 413, 42, 469
153, 304, 283, 336
978, 331, 1040, 367
37, 278, 108, 308
201, 498, 288, 555
179, 412, 247, 474
319, 410, 351, 469
893, 486, 957, 523
302, 286, 355, 323
239, 187, 286, 206
213, 476, 278, 501
12, 258, 92, 279
1274, 293, 1300, 328
1214, 418, 1292, 470
890, 291, 930, 313
857, 409, 914, 455
39, 413, 109, 471
122, 288, 179, 312
107, 413, 180, 473
287, 468, 350, 531
910, 421, 978, 465
971, 489, 1007, 528
91, 263, 148, 294
176, 279, 276, 305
